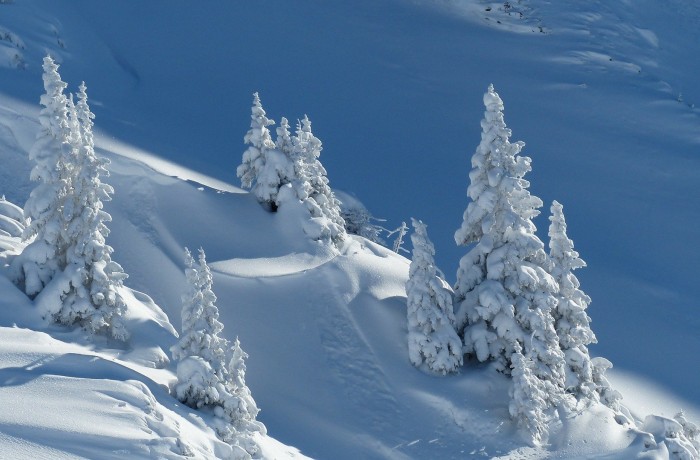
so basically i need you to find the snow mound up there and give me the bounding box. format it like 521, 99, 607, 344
0, 327, 235, 459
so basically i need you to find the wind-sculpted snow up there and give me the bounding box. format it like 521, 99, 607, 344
0, 327, 228, 459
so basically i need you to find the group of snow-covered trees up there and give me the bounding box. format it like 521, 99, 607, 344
10, 56, 128, 340
236, 96, 415, 253
237, 93, 346, 245
8, 57, 264, 456
406, 85, 620, 445
233, 85, 622, 445
170, 248, 264, 458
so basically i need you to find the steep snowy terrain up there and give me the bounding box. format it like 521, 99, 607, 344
0, 0, 699, 459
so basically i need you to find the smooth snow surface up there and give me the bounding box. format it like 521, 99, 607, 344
0, 0, 698, 458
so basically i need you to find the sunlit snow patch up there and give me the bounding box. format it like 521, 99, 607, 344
95, 134, 241, 193
210, 252, 337, 278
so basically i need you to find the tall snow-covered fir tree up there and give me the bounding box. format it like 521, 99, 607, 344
453, 85, 567, 404
406, 218, 462, 375
45, 82, 129, 340
237, 93, 293, 212
12, 55, 72, 296
171, 248, 264, 457
13, 61, 128, 340
287, 115, 345, 245
548, 200, 597, 403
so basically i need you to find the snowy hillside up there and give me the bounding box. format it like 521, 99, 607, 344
1, 0, 699, 459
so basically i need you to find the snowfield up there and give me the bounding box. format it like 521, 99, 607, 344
0, 0, 698, 459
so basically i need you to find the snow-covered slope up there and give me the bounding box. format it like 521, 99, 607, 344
0, 0, 698, 458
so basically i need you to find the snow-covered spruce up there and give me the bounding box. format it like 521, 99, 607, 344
509, 343, 552, 446
224, 337, 265, 455
275, 116, 294, 158
453, 85, 568, 406
171, 248, 228, 383
171, 248, 264, 457
406, 218, 462, 375
12, 55, 72, 297
11, 59, 128, 339
286, 115, 346, 245
548, 200, 597, 404
237, 93, 294, 212
41, 83, 129, 340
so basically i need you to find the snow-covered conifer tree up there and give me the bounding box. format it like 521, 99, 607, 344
509, 344, 551, 446
237, 93, 293, 212
14, 61, 128, 339
12, 55, 72, 296
548, 200, 597, 403
172, 248, 229, 405
171, 248, 263, 455
453, 85, 567, 402
47, 82, 129, 340
275, 116, 294, 156
406, 218, 462, 375
220, 337, 266, 453
289, 116, 345, 244
238, 93, 273, 190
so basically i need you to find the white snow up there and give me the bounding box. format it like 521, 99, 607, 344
0, 0, 698, 458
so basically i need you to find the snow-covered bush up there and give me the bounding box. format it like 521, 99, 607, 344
590, 357, 622, 412
675, 411, 700, 452
171, 248, 264, 456
406, 218, 462, 375
336, 191, 385, 245
641, 414, 699, 460
548, 200, 597, 404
